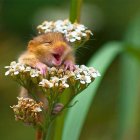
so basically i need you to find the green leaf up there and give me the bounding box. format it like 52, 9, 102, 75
62, 42, 123, 140
125, 13, 140, 46
118, 14, 140, 140
125, 46, 140, 62
118, 53, 140, 140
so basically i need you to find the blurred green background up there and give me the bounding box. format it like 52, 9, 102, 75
0, 0, 140, 140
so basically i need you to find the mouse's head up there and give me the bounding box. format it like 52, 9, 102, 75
28, 32, 72, 66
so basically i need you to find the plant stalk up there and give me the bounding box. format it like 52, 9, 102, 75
69, 0, 83, 23
36, 129, 43, 140
42, 131, 47, 140
52, 1, 83, 139
36, 129, 48, 140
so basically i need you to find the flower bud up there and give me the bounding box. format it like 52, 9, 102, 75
11, 97, 43, 126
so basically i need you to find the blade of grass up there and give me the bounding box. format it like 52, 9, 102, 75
62, 42, 123, 140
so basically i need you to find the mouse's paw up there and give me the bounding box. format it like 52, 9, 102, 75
64, 60, 75, 71
52, 103, 64, 115
35, 62, 47, 75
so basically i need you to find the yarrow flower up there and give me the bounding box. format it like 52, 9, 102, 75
5, 61, 25, 76
6, 61, 100, 128
39, 79, 53, 88
11, 97, 43, 125
39, 65, 100, 91
6, 61, 100, 139
37, 19, 93, 44
5, 61, 41, 77
30, 69, 41, 78
5, 62, 100, 93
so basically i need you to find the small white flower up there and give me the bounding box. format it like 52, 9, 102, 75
80, 80, 86, 84
97, 71, 101, 76
51, 76, 60, 83
71, 31, 78, 36
65, 71, 75, 77
76, 24, 86, 31
14, 71, 19, 75
39, 79, 53, 88
19, 65, 25, 71
82, 33, 87, 37
61, 82, 69, 88
88, 67, 101, 78
50, 67, 56, 71
33, 107, 42, 112
54, 83, 58, 87
10, 61, 17, 66
69, 38, 76, 42
76, 73, 92, 84
76, 36, 81, 40
83, 70, 88, 75
94, 71, 101, 77
82, 75, 91, 84
5, 71, 10, 76
60, 76, 69, 88
80, 65, 88, 71
30, 70, 40, 77
75, 74, 81, 80
5, 66, 10, 69
25, 66, 32, 72
85, 75, 91, 83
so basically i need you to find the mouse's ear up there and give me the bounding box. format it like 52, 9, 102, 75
27, 40, 35, 51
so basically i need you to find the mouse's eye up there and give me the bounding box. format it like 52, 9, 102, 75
44, 41, 52, 46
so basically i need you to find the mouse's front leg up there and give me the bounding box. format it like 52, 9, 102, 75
64, 54, 75, 71
35, 62, 48, 75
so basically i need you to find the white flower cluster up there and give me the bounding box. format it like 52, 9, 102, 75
5, 61, 41, 77
37, 19, 93, 43
39, 65, 100, 89
74, 65, 101, 84
5, 61, 100, 91
39, 76, 69, 89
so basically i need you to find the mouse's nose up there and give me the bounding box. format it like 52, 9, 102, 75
54, 42, 67, 55
55, 46, 64, 55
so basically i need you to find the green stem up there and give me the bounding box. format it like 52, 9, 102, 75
69, 0, 83, 23
53, 90, 70, 140
52, 1, 83, 140
42, 131, 47, 140
43, 92, 54, 140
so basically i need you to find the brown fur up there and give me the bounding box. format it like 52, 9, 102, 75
18, 32, 75, 103
19, 32, 74, 67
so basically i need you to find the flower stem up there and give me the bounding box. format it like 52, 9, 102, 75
42, 131, 47, 140
36, 128, 48, 140
36, 129, 43, 140
69, 0, 83, 23
52, 90, 70, 140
